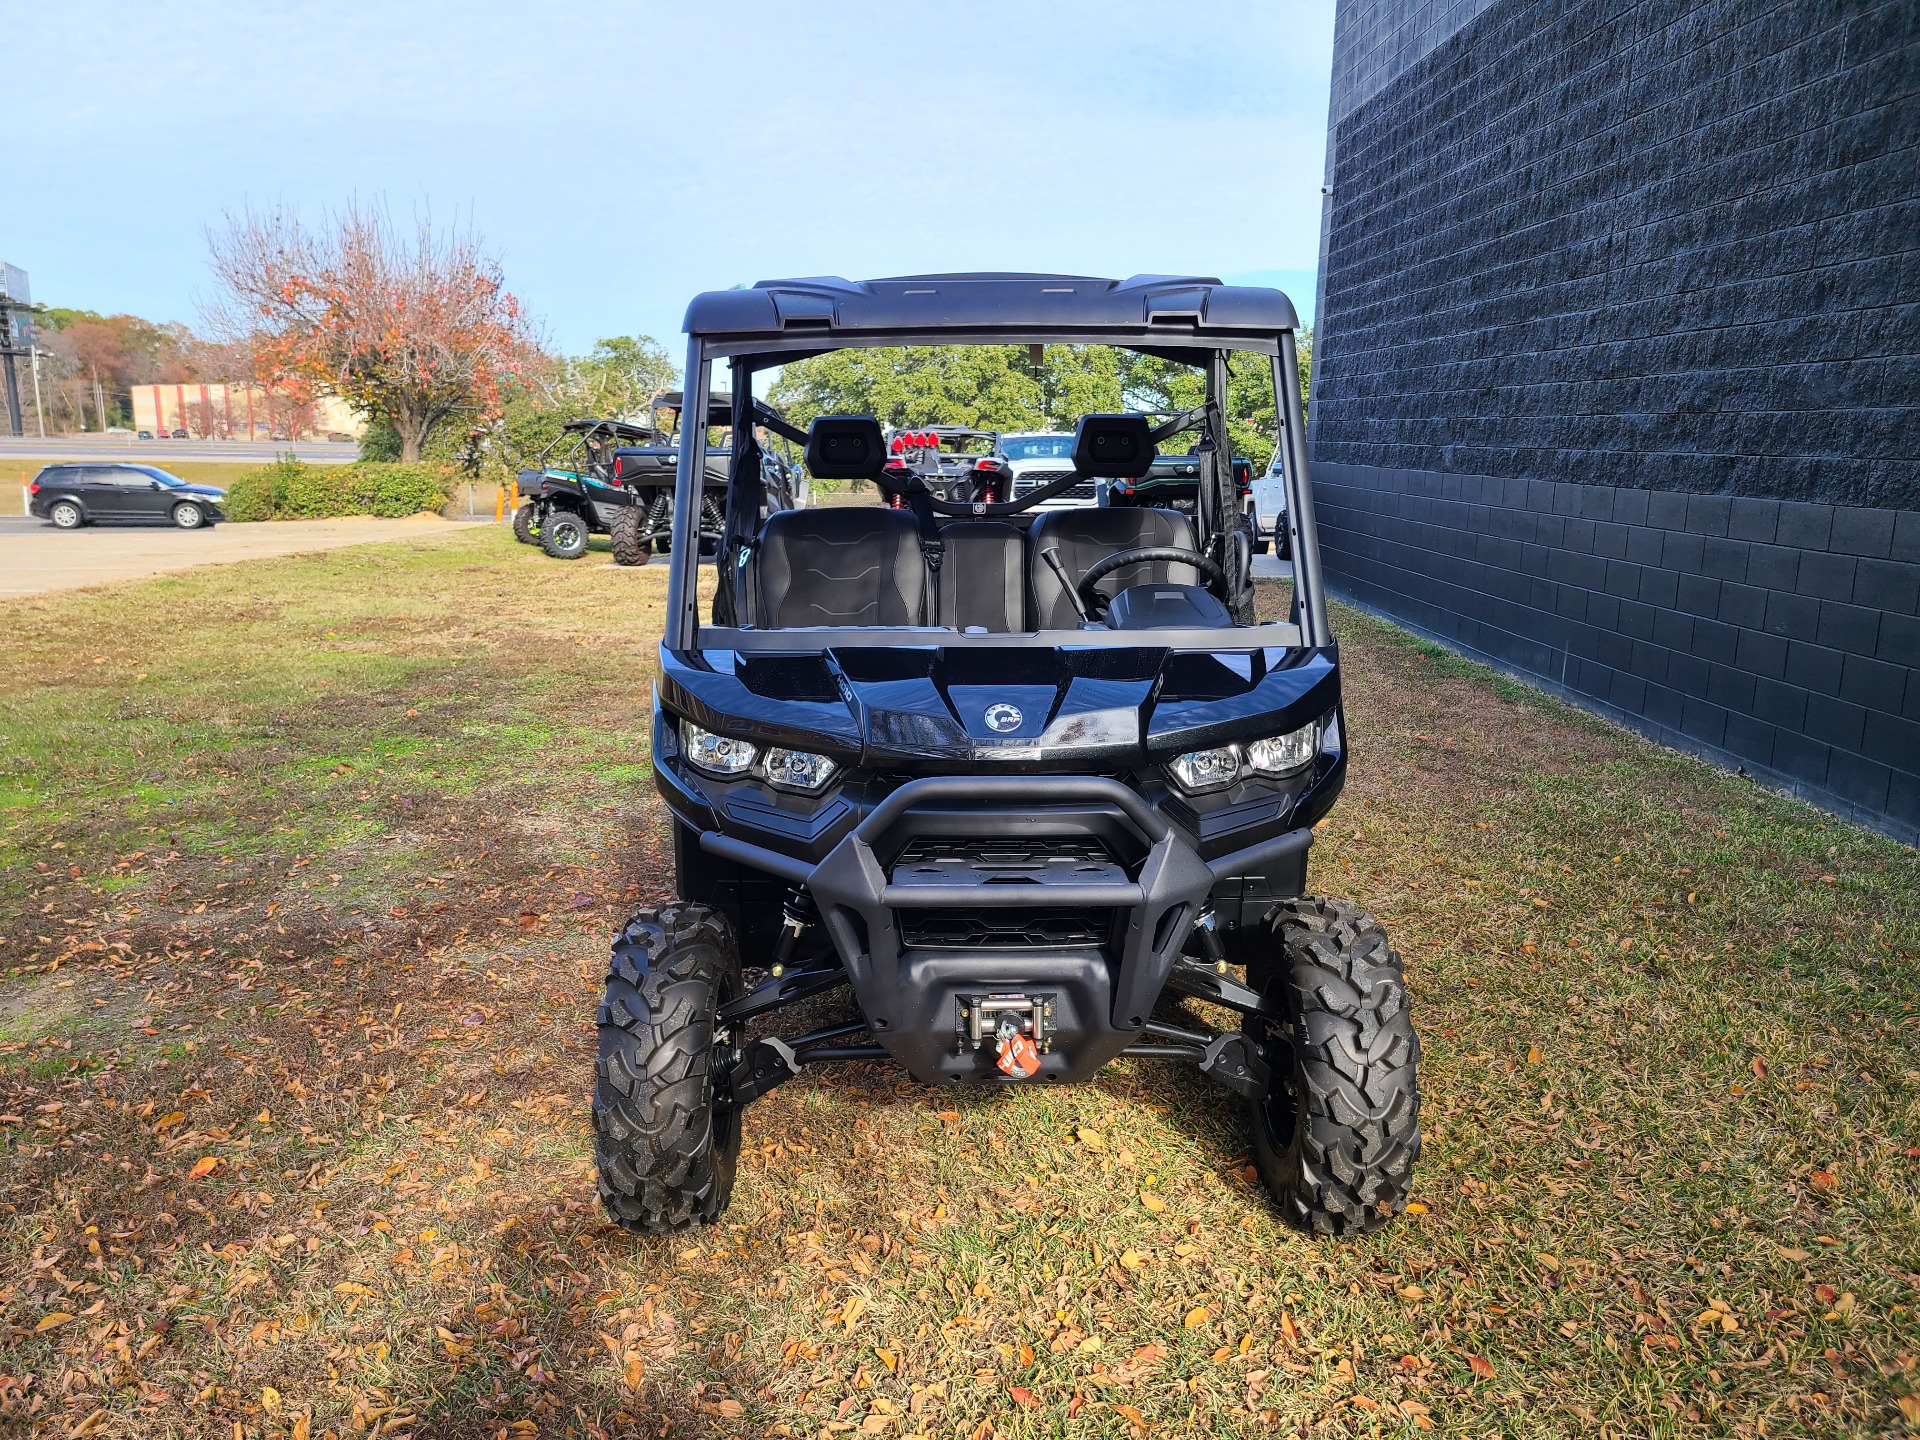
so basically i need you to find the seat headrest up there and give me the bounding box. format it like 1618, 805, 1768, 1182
805, 415, 887, 479
1072, 414, 1157, 478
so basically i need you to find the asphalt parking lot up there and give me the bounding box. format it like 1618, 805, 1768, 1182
0, 516, 487, 598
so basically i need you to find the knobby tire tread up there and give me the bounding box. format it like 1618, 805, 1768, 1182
593, 904, 741, 1234
1250, 897, 1421, 1235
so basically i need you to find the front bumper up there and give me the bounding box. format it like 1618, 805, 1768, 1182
700, 774, 1309, 1085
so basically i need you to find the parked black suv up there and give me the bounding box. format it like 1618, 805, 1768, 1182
29, 464, 226, 530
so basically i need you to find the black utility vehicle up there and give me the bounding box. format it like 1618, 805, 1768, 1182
29, 463, 225, 529
885, 425, 1010, 504
518, 402, 801, 564
1103, 448, 1264, 552
513, 417, 658, 561
601, 392, 789, 566
594, 274, 1419, 1238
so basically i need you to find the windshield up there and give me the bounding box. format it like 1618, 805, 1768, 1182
140, 468, 183, 487
678, 341, 1286, 635
998, 434, 1075, 461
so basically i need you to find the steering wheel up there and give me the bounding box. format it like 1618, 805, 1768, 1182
1076, 546, 1227, 615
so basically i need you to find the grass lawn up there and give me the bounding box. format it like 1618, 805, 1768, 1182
0, 529, 1914, 1439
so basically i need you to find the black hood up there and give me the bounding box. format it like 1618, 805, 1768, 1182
659, 642, 1339, 770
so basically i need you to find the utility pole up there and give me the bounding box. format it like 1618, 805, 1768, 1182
30, 347, 45, 438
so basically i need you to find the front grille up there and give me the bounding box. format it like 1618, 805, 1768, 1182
888, 838, 1128, 949
900, 908, 1117, 949
893, 837, 1115, 871
1015, 469, 1095, 502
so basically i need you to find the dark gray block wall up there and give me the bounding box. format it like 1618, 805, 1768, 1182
1310, 0, 1920, 839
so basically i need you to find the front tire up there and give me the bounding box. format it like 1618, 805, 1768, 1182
608, 506, 651, 566
512, 502, 539, 545
541, 508, 590, 560
1247, 897, 1420, 1235
49, 500, 85, 529
171, 502, 206, 530
594, 904, 744, 1233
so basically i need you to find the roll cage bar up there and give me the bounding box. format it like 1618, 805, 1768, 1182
662, 291, 1325, 653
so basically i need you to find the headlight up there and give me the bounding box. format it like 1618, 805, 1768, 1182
763, 746, 837, 792
1166, 746, 1241, 794
1167, 719, 1325, 794
1247, 720, 1321, 777
681, 721, 756, 777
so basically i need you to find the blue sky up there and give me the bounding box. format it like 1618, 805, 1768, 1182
13, 1, 1335, 356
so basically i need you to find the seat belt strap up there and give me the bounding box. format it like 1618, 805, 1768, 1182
900, 485, 945, 573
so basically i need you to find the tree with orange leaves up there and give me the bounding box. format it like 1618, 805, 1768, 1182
207, 204, 533, 462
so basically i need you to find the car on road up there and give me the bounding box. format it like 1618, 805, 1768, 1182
136, 429, 155, 440
28, 463, 226, 530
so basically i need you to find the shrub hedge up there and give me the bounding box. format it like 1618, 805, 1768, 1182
224, 457, 451, 521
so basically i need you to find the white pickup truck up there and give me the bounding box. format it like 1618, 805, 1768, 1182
999, 432, 1096, 511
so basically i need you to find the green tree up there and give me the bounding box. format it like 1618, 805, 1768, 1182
772, 340, 1301, 466
567, 335, 676, 418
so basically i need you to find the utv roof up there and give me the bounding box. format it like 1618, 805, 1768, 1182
561, 417, 655, 439
682, 273, 1300, 341
652, 390, 735, 428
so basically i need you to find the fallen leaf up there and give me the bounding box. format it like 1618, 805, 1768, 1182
623, 1352, 644, 1390
1404, 1201, 1429, 1215
331, 1282, 373, 1296
1467, 1353, 1494, 1379
153, 1110, 186, 1132
1398, 1284, 1427, 1300
35, 1312, 74, 1332
1526, 1045, 1543, 1064
1112, 1401, 1148, 1431
841, 1294, 867, 1331
1008, 1387, 1039, 1409
1183, 1306, 1210, 1329
1076, 1126, 1106, 1151
261, 1387, 281, 1413
291, 1416, 311, 1440
1119, 1249, 1147, 1271
1140, 1191, 1167, 1213
187, 1157, 220, 1180
1777, 1246, 1811, 1262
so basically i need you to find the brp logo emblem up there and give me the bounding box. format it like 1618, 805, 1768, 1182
984, 703, 1024, 733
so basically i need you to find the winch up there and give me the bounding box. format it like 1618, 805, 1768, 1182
956, 992, 1054, 1076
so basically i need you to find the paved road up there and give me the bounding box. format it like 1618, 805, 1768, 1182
0, 517, 482, 599
0, 436, 358, 464
1251, 553, 1294, 581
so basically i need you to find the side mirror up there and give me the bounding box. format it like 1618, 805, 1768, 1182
804, 415, 886, 480
1071, 414, 1157, 478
